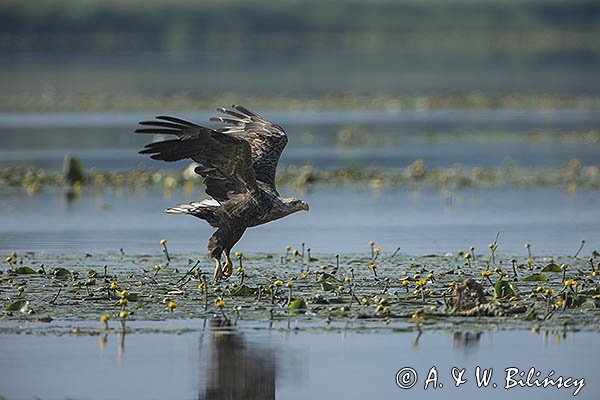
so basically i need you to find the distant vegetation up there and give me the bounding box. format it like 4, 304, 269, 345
3, 159, 599, 194
1, 0, 598, 51
1, 0, 598, 110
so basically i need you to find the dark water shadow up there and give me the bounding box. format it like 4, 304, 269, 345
199, 319, 277, 400
452, 331, 482, 352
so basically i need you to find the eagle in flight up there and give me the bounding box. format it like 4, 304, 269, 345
137, 105, 309, 281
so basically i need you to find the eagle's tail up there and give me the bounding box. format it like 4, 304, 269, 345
165, 199, 220, 227
165, 203, 197, 214
165, 199, 219, 214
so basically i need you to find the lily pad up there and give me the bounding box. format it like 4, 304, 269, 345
562, 294, 587, 308
5, 300, 29, 312
523, 274, 548, 281
52, 267, 71, 278
524, 309, 538, 321
15, 266, 36, 274
124, 293, 139, 301
312, 295, 329, 304
542, 264, 562, 273
318, 272, 336, 281
581, 298, 600, 310
288, 299, 307, 314
327, 297, 347, 304
230, 285, 256, 297
317, 273, 337, 292
494, 280, 517, 298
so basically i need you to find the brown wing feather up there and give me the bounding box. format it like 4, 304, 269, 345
136, 105, 286, 198
137, 121, 257, 202
213, 105, 288, 192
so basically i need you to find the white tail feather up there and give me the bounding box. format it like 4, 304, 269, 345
164, 199, 220, 214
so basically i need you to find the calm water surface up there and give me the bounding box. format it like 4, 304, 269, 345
0, 320, 597, 400
1, 110, 599, 399
0, 186, 598, 256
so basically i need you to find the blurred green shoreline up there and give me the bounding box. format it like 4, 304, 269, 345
2, 0, 598, 112
1, 0, 598, 52
3, 159, 598, 195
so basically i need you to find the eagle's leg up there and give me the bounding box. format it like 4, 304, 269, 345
208, 227, 245, 281
213, 257, 223, 282
223, 250, 234, 277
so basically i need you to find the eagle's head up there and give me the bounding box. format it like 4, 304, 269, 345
283, 198, 310, 213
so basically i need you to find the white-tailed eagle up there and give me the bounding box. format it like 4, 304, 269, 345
137, 105, 309, 280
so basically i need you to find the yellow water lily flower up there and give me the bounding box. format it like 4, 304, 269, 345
564, 279, 577, 287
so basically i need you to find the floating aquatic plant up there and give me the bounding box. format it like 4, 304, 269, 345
1, 239, 599, 334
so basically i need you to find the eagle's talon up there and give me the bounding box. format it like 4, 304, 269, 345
223, 254, 234, 277
213, 258, 223, 282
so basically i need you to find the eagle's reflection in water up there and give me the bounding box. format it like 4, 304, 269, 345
199, 319, 276, 400
452, 331, 482, 351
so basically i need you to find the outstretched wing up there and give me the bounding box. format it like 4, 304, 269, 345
136, 116, 257, 202
210, 105, 287, 192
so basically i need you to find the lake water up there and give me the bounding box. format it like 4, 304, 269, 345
1, 109, 599, 400
1, 109, 599, 257
0, 320, 597, 400
1, 109, 599, 171
0, 186, 598, 257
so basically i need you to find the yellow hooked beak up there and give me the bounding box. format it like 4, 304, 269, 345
301, 201, 310, 211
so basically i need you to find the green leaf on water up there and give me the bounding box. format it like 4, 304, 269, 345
327, 297, 347, 304
523, 274, 548, 281
125, 293, 139, 302
570, 295, 587, 308
52, 267, 71, 278
229, 285, 256, 297
15, 266, 36, 274
581, 298, 600, 310
5, 300, 29, 312
494, 280, 517, 298
317, 272, 336, 281
542, 263, 562, 273
524, 309, 538, 321
318, 273, 336, 291
312, 295, 329, 304
288, 299, 307, 314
